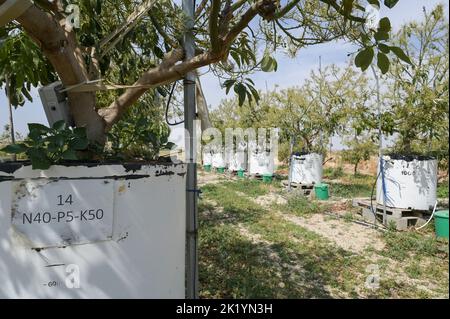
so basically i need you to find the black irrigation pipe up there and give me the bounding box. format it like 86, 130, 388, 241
322, 211, 387, 232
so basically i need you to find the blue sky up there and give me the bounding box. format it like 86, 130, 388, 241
1, 0, 448, 149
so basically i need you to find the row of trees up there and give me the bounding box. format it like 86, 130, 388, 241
210, 4, 449, 174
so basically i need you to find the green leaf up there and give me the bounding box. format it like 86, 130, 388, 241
73, 127, 87, 138
378, 43, 390, 54
47, 135, 65, 147
389, 46, 413, 65
69, 137, 89, 150
230, 50, 241, 68
62, 149, 79, 160
377, 52, 390, 74
95, 0, 102, 14
157, 86, 167, 97
384, 0, 399, 9
378, 17, 391, 33
374, 30, 389, 41
234, 83, 247, 106
28, 123, 50, 134
27, 149, 51, 170
223, 79, 236, 95
1, 143, 28, 154
261, 53, 277, 72
355, 47, 374, 71
52, 120, 66, 131
153, 46, 164, 59
247, 84, 260, 104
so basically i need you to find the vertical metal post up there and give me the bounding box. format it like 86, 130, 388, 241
318, 56, 325, 153
287, 136, 294, 191
371, 65, 387, 225
183, 0, 198, 299
5, 74, 16, 161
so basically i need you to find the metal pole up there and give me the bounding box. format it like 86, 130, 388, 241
318, 56, 325, 153
371, 65, 386, 225
183, 0, 198, 299
288, 136, 294, 191
5, 74, 16, 161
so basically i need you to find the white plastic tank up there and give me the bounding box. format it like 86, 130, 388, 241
376, 154, 437, 211
227, 142, 248, 172
202, 151, 212, 166
211, 150, 226, 169
249, 151, 274, 176
290, 153, 323, 184
228, 152, 248, 172
0, 163, 186, 298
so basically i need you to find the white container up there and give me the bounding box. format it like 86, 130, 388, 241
249, 151, 274, 176
227, 144, 248, 172
376, 155, 437, 211
212, 151, 226, 169
202, 151, 212, 166
0, 162, 186, 298
228, 152, 248, 172
290, 153, 323, 184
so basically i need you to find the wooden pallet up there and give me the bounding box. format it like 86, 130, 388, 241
248, 173, 266, 180
282, 180, 314, 189
282, 181, 315, 196
352, 198, 429, 231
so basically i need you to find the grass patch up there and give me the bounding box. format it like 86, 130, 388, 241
323, 167, 344, 179
381, 230, 444, 260
280, 195, 325, 216
330, 183, 373, 198
219, 179, 271, 197
437, 182, 449, 198
199, 183, 369, 298
199, 178, 449, 298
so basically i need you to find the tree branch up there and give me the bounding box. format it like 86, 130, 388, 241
99, 0, 268, 129
10, 2, 106, 142
274, 0, 300, 19
209, 0, 222, 53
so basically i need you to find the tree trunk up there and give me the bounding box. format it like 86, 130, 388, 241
15, 4, 106, 143
354, 162, 358, 176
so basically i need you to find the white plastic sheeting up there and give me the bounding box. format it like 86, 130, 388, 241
227, 142, 248, 172
211, 150, 226, 169
249, 151, 274, 176
228, 152, 248, 172
202, 151, 212, 166
290, 153, 323, 184
0, 163, 186, 298
376, 155, 437, 211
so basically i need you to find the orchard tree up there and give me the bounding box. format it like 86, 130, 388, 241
383, 4, 449, 159
271, 63, 373, 159
211, 63, 377, 161
339, 64, 377, 175
0, 0, 408, 149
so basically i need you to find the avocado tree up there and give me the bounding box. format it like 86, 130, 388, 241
0, 0, 408, 149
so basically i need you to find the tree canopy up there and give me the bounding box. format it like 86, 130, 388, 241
1, 0, 408, 144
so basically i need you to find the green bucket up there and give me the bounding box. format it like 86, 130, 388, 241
237, 170, 245, 178
434, 210, 449, 239
262, 174, 273, 183
314, 183, 329, 200
204, 164, 211, 172
217, 167, 225, 174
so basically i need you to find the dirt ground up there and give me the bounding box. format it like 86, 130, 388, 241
198, 170, 449, 299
